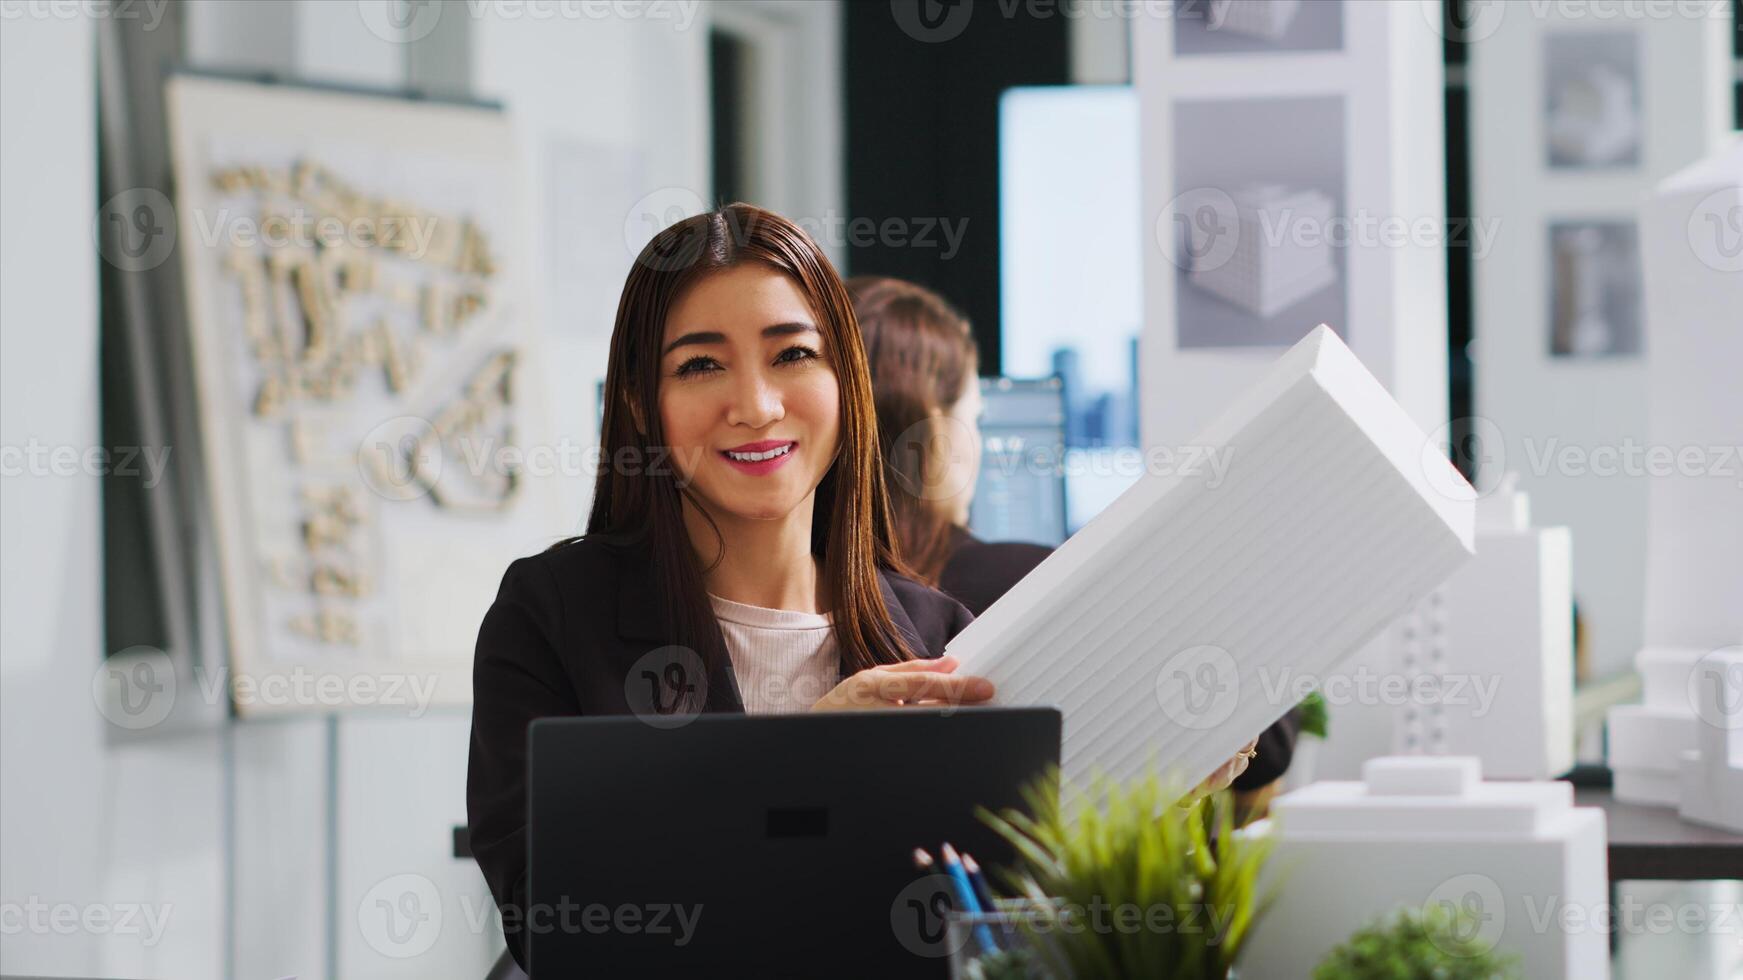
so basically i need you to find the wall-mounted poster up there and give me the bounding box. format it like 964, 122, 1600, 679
1547, 219, 1642, 358
166, 75, 560, 716
1174, 0, 1344, 56
1544, 31, 1642, 169
1171, 94, 1348, 349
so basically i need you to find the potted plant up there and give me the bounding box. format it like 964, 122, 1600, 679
1288, 690, 1330, 787
1312, 905, 1521, 979
966, 770, 1274, 979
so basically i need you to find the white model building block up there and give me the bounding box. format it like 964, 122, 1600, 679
1608, 647, 1706, 806
1412, 477, 1574, 779
947, 327, 1474, 790
1638, 140, 1743, 651
1189, 184, 1337, 318
1240, 756, 1609, 980
1679, 649, 1743, 833
1364, 755, 1479, 796
1207, 0, 1300, 41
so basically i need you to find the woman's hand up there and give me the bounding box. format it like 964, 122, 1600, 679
809, 655, 995, 712
1181, 738, 1260, 805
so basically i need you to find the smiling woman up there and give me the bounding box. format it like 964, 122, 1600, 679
465, 203, 994, 971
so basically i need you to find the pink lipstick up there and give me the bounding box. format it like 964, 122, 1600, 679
720, 439, 798, 476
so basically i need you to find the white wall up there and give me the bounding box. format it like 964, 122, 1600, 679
1, 11, 226, 979
0, 2, 720, 977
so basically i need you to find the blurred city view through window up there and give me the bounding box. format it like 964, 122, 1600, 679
999, 85, 1143, 537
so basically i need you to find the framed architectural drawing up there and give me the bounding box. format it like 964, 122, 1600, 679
166, 74, 560, 716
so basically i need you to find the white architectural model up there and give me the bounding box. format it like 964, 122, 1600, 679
947, 327, 1474, 789
1679, 649, 1743, 833
1638, 140, 1743, 650
1609, 647, 1705, 806
1547, 63, 1640, 167
1189, 184, 1336, 318
1207, 0, 1300, 41
1409, 475, 1574, 778
1242, 756, 1609, 980
1612, 141, 1743, 809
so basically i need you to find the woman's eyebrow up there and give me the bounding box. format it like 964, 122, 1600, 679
662, 322, 818, 356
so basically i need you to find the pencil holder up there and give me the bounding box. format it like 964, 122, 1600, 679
945, 899, 1063, 980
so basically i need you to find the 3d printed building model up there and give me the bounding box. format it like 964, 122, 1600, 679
1679, 650, 1743, 833
1609, 647, 1705, 806
1547, 62, 1640, 167
1189, 184, 1337, 318
1207, 0, 1301, 41
947, 327, 1474, 789
1408, 476, 1574, 779
1241, 756, 1609, 980
1638, 140, 1743, 657
1614, 141, 1743, 807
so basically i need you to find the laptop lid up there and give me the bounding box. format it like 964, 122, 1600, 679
527, 707, 1061, 977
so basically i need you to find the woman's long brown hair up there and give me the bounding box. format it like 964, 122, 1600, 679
847, 276, 980, 586
555, 204, 919, 679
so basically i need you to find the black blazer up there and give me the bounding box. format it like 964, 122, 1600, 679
465, 533, 974, 970
936, 526, 1302, 793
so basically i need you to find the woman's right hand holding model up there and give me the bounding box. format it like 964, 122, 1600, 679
810, 655, 994, 711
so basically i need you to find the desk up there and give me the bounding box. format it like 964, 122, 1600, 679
1573, 786, 1743, 881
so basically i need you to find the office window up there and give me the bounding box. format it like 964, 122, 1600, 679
999, 86, 1142, 532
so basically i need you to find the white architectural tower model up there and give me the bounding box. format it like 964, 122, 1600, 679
1609, 140, 1743, 816
1410, 475, 1574, 778
1242, 756, 1609, 979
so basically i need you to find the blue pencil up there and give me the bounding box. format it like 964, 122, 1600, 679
962, 854, 1003, 923
941, 842, 1000, 953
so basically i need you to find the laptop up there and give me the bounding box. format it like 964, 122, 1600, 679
527, 707, 1061, 977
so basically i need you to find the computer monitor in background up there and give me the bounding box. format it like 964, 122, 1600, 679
968, 376, 1069, 548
